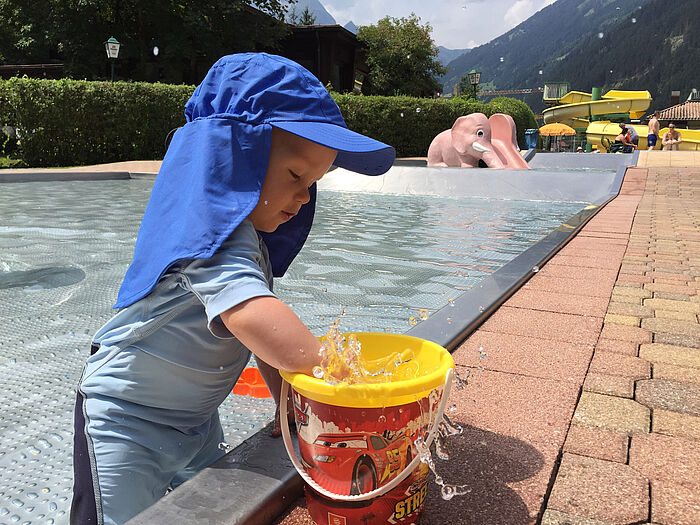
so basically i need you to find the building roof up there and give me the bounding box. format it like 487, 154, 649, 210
654, 101, 700, 121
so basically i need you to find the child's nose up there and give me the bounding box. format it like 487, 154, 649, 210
296, 186, 310, 204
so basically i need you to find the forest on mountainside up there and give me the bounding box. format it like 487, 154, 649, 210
440, 0, 700, 112
545, 0, 700, 110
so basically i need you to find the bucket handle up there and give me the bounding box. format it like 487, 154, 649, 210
280, 367, 454, 502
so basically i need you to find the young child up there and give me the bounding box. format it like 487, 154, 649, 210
70, 53, 395, 525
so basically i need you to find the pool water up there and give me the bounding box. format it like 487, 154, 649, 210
0, 179, 584, 524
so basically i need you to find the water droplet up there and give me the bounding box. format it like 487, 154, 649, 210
415, 107, 421, 113
1, 508, 9, 516
312, 366, 324, 379
218, 442, 233, 453
478, 305, 484, 312
26, 493, 38, 499
408, 316, 417, 326
449, 404, 457, 412
598, 32, 604, 38
441, 485, 455, 500
448, 298, 454, 307
532, 265, 540, 273
499, 56, 504, 62
378, 415, 386, 423
400, 112, 404, 118
447, 317, 452, 324
264, 200, 268, 205
12, 499, 24, 507
418, 309, 428, 321
631, 17, 636, 23
539, 70, 543, 75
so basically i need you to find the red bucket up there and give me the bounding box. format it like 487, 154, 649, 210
280, 333, 454, 525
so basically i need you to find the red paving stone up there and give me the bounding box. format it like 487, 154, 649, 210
547, 454, 649, 524
542, 254, 624, 270
505, 288, 609, 317
479, 306, 602, 345
521, 275, 616, 298
455, 331, 593, 383
594, 338, 639, 356
599, 323, 652, 344
651, 482, 700, 525
629, 433, 700, 489
588, 351, 651, 379
563, 426, 628, 463
533, 264, 619, 283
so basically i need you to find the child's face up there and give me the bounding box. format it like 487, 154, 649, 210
249, 128, 337, 232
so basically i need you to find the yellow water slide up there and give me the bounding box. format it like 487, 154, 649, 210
542, 90, 652, 127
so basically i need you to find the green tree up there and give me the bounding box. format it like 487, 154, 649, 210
357, 14, 446, 97
456, 74, 480, 99
0, 0, 292, 83
298, 6, 316, 25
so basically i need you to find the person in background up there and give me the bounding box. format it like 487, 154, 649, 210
576, 146, 584, 153
612, 124, 635, 153
662, 122, 682, 151
647, 111, 660, 150
626, 125, 639, 146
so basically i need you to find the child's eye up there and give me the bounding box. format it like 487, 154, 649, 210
289, 170, 301, 180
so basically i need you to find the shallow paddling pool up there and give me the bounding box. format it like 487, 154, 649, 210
0, 172, 600, 524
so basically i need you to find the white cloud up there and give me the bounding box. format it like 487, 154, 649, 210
321, 0, 555, 50
504, 0, 556, 29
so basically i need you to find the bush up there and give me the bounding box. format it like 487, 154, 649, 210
332, 94, 489, 157
0, 77, 192, 167
485, 97, 539, 148
0, 78, 537, 166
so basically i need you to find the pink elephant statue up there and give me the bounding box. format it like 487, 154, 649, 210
427, 113, 530, 169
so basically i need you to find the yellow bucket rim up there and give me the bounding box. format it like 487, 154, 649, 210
280, 332, 454, 408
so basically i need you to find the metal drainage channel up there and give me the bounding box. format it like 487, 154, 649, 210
126, 150, 637, 525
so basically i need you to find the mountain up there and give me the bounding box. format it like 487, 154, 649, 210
545, 0, 700, 110
285, 0, 336, 25
437, 46, 470, 68
344, 21, 358, 34
440, 0, 656, 104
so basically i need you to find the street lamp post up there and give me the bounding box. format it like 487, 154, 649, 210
467, 68, 481, 99
104, 37, 121, 82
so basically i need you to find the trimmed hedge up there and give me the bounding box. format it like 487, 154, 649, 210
0, 78, 537, 167
0, 78, 192, 167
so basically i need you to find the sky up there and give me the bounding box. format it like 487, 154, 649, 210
322, 0, 557, 50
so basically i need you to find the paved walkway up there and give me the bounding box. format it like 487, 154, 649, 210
276, 151, 700, 525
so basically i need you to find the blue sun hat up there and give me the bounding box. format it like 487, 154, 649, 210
114, 53, 395, 309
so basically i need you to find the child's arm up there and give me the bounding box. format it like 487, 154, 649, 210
222, 296, 320, 437
220, 295, 321, 374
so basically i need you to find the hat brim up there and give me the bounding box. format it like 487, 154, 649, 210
271, 121, 395, 175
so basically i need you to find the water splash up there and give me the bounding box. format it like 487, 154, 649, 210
313, 318, 421, 385
414, 421, 471, 501
453, 368, 471, 390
